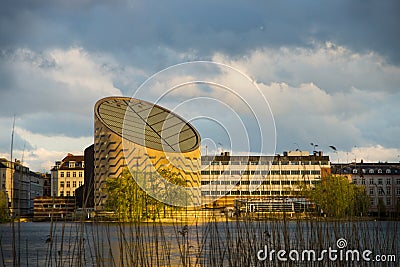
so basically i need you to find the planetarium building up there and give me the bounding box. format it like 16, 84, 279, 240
94, 97, 201, 210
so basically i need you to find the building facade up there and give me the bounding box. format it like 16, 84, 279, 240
0, 158, 44, 216
94, 97, 201, 210
201, 151, 331, 209
332, 162, 400, 216
33, 196, 76, 220
50, 154, 84, 197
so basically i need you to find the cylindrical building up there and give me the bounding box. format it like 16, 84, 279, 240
94, 97, 201, 211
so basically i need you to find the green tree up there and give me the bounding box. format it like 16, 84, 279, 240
105, 168, 187, 222
352, 185, 370, 216
377, 198, 386, 218
304, 175, 370, 217
0, 191, 10, 222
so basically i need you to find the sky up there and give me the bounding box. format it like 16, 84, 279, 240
1, 0, 400, 172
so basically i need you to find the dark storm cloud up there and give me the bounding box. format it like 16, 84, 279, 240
1, 0, 399, 66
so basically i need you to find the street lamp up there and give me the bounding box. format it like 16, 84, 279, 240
310, 143, 318, 154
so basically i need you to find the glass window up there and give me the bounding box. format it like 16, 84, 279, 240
352, 169, 358, 174
60, 191, 64, 196
73, 172, 76, 177
396, 188, 400, 195
66, 191, 70, 196
66, 172, 70, 177
79, 181, 83, 186
201, 191, 210, 196
378, 169, 382, 174
386, 169, 391, 174
79, 172, 83, 177
60, 181, 64, 187
386, 198, 391, 206
369, 188, 374, 195
66, 181, 70, 187
386, 179, 391, 185
378, 178, 383, 185
378, 187, 384, 195
73, 181, 77, 187
60, 172, 64, 177
386, 187, 391, 195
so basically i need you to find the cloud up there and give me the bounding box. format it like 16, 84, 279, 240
207, 44, 400, 155
2, 0, 400, 65
1, 47, 121, 114
331, 145, 400, 164
1, 1, 399, 170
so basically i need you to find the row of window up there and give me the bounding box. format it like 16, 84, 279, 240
60, 171, 83, 178
371, 197, 393, 206
369, 187, 400, 196
203, 161, 329, 166
59, 181, 83, 188
59, 191, 75, 196
202, 190, 293, 196
64, 161, 84, 168
353, 178, 400, 185
201, 170, 321, 176
201, 180, 316, 186
352, 168, 397, 174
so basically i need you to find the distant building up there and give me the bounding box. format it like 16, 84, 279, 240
75, 144, 94, 209
33, 196, 75, 220
332, 162, 400, 216
50, 154, 84, 197
0, 158, 44, 216
201, 151, 331, 209
41, 173, 51, 196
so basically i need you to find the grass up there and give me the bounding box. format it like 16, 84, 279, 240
1, 211, 399, 266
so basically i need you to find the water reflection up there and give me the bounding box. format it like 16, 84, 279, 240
0, 220, 398, 266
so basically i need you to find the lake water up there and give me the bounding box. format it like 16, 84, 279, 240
0, 220, 398, 266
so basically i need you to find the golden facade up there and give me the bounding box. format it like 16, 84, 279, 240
94, 97, 201, 210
